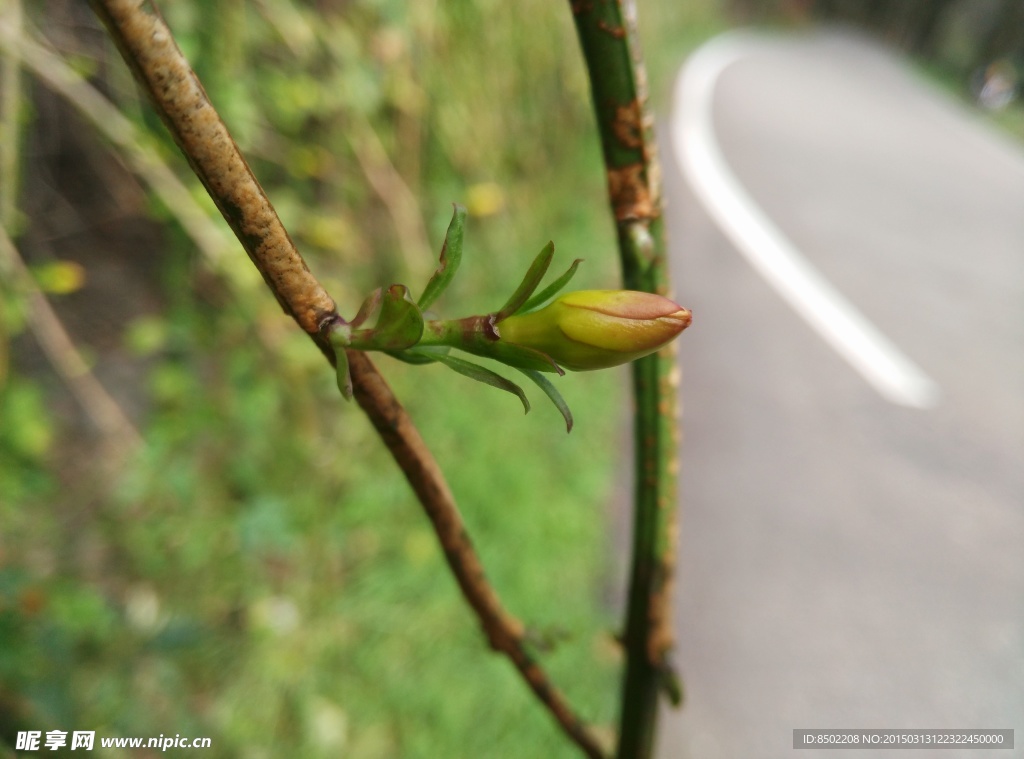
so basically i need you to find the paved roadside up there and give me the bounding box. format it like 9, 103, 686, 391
657, 29, 1024, 759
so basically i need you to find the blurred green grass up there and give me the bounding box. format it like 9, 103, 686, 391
0, 1, 724, 756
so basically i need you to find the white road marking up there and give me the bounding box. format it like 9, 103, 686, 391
672, 32, 940, 409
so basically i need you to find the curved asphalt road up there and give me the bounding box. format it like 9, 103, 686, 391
657, 28, 1024, 759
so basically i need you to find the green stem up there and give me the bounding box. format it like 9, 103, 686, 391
416, 317, 561, 374
569, 3, 682, 758
419, 315, 496, 349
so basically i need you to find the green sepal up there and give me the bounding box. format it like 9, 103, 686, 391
485, 340, 564, 375
433, 353, 530, 414
387, 346, 450, 365
494, 241, 554, 321
418, 204, 466, 310
351, 287, 383, 328
334, 347, 353, 400
517, 368, 573, 433
351, 284, 424, 351
518, 258, 583, 315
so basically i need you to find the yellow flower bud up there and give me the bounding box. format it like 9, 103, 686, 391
498, 290, 691, 371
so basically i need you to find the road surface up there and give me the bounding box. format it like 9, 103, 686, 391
656, 28, 1024, 759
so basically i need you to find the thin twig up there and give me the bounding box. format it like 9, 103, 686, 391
0, 226, 142, 453
569, 1, 683, 757
348, 350, 606, 758
0, 4, 139, 455
346, 112, 434, 281
0, 0, 19, 231
88, 2, 606, 755
90, 0, 336, 338
0, 0, 21, 386
0, 22, 255, 290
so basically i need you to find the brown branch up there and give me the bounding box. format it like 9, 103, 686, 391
88, 2, 605, 756
349, 350, 607, 758
89, 0, 335, 339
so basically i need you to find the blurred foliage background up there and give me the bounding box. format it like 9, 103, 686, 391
0, 1, 722, 756
1, 0, 1021, 757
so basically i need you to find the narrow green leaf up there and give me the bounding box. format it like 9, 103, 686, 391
518, 258, 583, 314
487, 341, 564, 375
434, 353, 530, 414
494, 241, 554, 321
418, 204, 467, 310
350, 287, 382, 328
659, 663, 684, 707
351, 284, 424, 351
335, 348, 353, 400
517, 368, 573, 433
387, 346, 450, 365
